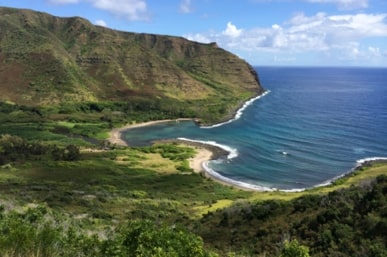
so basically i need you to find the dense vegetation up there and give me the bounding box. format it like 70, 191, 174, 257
195, 174, 387, 256
0, 206, 217, 257
0, 113, 386, 256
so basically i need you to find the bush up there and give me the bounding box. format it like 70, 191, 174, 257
0, 206, 218, 257
279, 239, 310, 257
104, 220, 218, 257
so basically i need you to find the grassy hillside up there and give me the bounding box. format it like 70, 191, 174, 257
195, 167, 387, 256
0, 7, 263, 124
0, 131, 386, 256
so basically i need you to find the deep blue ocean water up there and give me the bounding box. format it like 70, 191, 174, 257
122, 67, 387, 190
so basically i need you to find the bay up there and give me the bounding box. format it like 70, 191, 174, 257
122, 67, 387, 190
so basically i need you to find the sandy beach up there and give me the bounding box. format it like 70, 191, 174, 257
107, 119, 216, 173
188, 148, 213, 173
107, 119, 193, 147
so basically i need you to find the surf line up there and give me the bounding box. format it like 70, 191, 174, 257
178, 137, 287, 192
314, 157, 387, 189
203, 156, 387, 192
201, 90, 270, 129
177, 137, 238, 159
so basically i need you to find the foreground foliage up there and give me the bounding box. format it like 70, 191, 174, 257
195, 175, 387, 256
1, 175, 385, 256
0, 205, 217, 257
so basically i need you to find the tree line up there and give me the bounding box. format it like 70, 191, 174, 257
0, 134, 80, 165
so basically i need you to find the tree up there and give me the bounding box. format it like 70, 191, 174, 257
279, 239, 310, 257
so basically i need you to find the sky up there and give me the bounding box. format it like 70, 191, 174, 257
1, 0, 387, 67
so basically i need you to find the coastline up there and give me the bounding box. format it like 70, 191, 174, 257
152, 138, 230, 173
105, 88, 386, 192
107, 118, 195, 147
106, 118, 224, 175
107, 120, 387, 192
106, 90, 270, 173
107, 89, 270, 146
200, 156, 387, 192
200, 90, 270, 129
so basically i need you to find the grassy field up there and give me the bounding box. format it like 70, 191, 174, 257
0, 144, 252, 223
1, 132, 386, 220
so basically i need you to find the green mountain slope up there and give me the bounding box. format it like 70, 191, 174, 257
0, 7, 263, 122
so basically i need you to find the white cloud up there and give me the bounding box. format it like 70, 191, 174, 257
306, 0, 368, 10
184, 13, 387, 65
179, 0, 192, 13
89, 0, 148, 21
328, 13, 387, 37
222, 22, 242, 38
95, 19, 107, 27
184, 33, 211, 43
331, 43, 385, 64
49, 0, 149, 20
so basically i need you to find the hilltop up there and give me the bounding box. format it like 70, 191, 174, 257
0, 7, 263, 124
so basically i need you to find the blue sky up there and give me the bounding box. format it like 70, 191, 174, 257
1, 0, 387, 67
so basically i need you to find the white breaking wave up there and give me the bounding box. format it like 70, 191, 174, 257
201, 90, 270, 129
202, 161, 277, 192
202, 161, 307, 192
356, 157, 387, 165
178, 136, 307, 192
177, 137, 238, 159
202, 156, 387, 192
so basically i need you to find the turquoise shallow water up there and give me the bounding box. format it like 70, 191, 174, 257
123, 67, 387, 190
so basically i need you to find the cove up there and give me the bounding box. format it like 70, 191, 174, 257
122, 67, 387, 191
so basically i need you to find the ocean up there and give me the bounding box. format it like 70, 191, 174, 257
122, 67, 387, 191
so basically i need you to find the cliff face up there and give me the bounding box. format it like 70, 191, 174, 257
0, 7, 263, 113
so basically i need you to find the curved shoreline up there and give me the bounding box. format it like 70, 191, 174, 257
200, 90, 270, 129
108, 120, 387, 192
106, 90, 386, 192
107, 121, 387, 192
204, 154, 387, 192
107, 118, 195, 147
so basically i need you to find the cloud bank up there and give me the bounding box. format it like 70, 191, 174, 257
306, 0, 368, 10
185, 12, 387, 65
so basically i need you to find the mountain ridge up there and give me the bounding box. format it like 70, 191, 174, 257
0, 7, 263, 122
